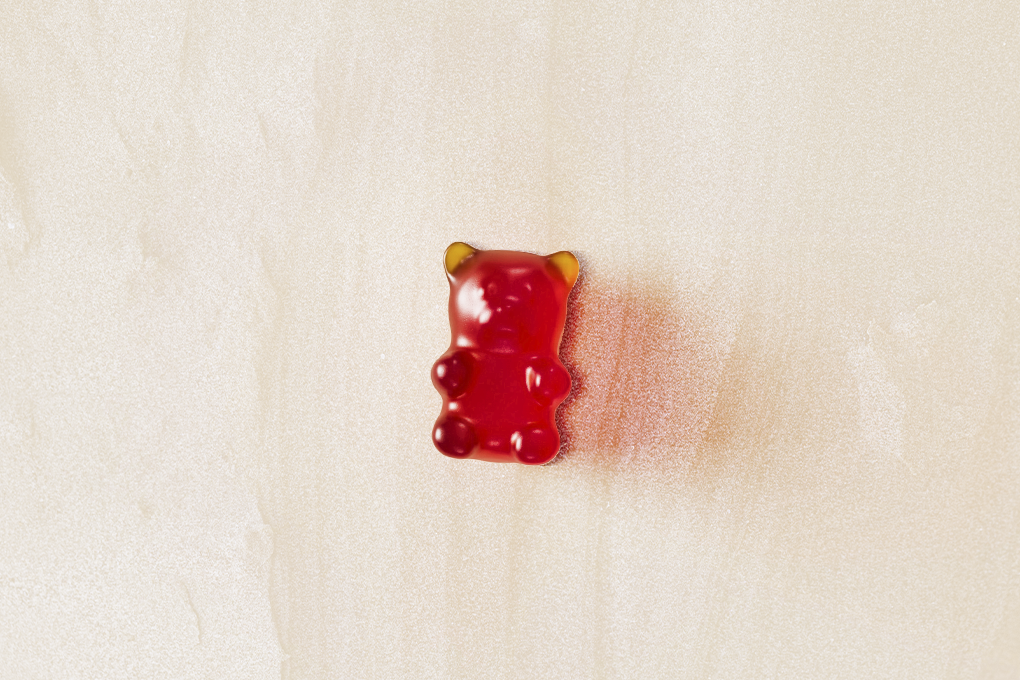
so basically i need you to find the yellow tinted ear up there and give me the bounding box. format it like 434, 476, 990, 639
547, 251, 579, 289
444, 242, 477, 275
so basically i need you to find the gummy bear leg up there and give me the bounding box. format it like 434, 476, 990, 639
433, 416, 477, 459
510, 425, 560, 465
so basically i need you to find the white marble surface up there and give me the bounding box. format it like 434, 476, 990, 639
1, 2, 1018, 678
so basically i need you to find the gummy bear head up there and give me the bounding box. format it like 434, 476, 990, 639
445, 244, 578, 354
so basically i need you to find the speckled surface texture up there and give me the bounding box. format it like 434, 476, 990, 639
2, 2, 1019, 678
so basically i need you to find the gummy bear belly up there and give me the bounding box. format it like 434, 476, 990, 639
447, 352, 558, 462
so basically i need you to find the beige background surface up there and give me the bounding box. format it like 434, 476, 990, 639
2, 1, 1019, 678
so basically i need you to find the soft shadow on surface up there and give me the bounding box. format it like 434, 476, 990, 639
553, 266, 739, 475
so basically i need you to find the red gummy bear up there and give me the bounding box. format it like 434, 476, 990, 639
432, 243, 579, 465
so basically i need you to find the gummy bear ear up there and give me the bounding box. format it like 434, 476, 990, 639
444, 242, 477, 276
547, 251, 579, 289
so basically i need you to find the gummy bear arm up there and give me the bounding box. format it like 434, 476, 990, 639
433, 349, 473, 396
553, 363, 571, 398
525, 358, 571, 403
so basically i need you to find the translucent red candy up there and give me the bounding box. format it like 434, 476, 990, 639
432, 243, 579, 465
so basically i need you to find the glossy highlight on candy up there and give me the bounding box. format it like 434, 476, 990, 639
432, 243, 579, 465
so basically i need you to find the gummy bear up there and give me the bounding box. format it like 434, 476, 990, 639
431, 243, 579, 465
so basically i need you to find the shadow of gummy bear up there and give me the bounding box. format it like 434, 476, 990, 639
555, 268, 734, 474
